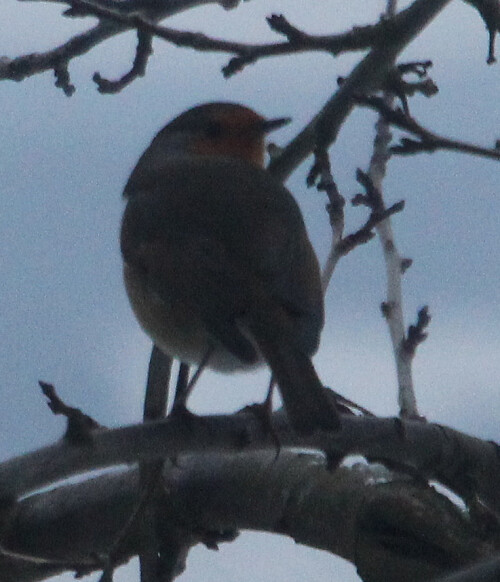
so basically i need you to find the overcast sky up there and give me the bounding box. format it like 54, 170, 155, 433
1, 1, 499, 581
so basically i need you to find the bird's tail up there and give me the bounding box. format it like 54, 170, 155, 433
246, 318, 340, 434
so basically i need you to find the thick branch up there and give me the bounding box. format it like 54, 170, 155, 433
2, 451, 495, 582
0, 412, 499, 517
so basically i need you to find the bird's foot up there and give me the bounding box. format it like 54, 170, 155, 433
169, 402, 200, 429
242, 400, 281, 460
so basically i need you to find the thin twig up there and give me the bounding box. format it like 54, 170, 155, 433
357, 0, 418, 417
38, 381, 101, 443
354, 95, 500, 161
0, 0, 238, 91
362, 0, 422, 419
60, 0, 403, 76
2, 0, 458, 94
306, 149, 345, 292
93, 30, 153, 93
401, 306, 431, 358
339, 197, 405, 257
0, 21, 119, 85
308, 151, 406, 290
222, 13, 396, 76
366, 96, 422, 417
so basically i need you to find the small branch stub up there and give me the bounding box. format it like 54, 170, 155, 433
402, 306, 431, 358
39, 381, 100, 444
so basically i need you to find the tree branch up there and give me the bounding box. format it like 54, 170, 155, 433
3, 0, 458, 99
363, 76, 423, 418
354, 95, 500, 162
268, 0, 455, 182
0, 0, 242, 91
1, 410, 500, 518
2, 450, 496, 582
93, 30, 153, 94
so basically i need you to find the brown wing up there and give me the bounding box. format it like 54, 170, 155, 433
122, 156, 324, 356
122, 225, 260, 363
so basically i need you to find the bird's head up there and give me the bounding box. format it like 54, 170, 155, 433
150, 102, 290, 167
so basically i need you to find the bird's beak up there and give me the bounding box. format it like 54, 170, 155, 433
260, 116, 292, 134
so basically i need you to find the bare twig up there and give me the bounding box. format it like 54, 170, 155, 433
307, 149, 404, 291
61, 0, 416, 77
339, 59, 438, 114
3, 0, 458, 95
93, 30, 153, 93
267, 1, 456, 318
222, 13, 393, 77
339, 197, 405, 257
2, 0, 388, 91
364, 87, 422, 418
306, 149, 345, 291
402, 306, 431, 358
0, 21, 119, 88
53, 61, 75, 96
383, 60, 438, 113
38, 381, 101, 443
0, 0, 242, 92
268, 0, 455, 182
358, 0, 421, 419
354, 95, 500, 161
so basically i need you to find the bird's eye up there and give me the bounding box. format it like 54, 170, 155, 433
204, 121, 224, 139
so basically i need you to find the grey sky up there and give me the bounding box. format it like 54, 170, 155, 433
1, 1, 499, 580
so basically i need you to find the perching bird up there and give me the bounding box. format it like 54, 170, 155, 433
120, 102, 339, 434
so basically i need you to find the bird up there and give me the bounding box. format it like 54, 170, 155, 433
120, 102, 340, 434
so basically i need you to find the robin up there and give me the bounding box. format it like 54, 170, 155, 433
120, 102, 340, 434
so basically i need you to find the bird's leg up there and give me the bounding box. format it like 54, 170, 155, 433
256, 376, 276, 422
243, 375, 274, 420
186, 345, 214, 394
169, 349, 213, 463
171, 346, 214, 416
243, 376, 281, 458
171, 362, 190, 414
262, 376, 275, 417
